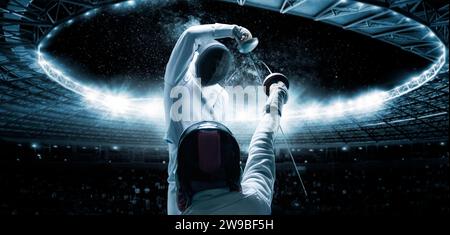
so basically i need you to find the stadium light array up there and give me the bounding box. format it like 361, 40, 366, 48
36, 0, 447, 122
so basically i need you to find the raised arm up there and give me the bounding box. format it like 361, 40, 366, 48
163, 23, 251, 143
241, 82, 288, 207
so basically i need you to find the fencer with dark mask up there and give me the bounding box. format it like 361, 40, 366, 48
163, 23, 288, 215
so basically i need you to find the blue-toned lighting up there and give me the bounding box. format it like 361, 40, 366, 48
36, 0, 447, 122
84, 89, 101, 102
84, 9, 97, 17
103, 95, 130, 114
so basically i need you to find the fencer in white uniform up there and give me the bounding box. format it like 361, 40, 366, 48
163, 23, 288, 215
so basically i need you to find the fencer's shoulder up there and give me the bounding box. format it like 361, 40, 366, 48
241, 185, 272, 209
241, 191, 272, 214
185, 190, 270, 215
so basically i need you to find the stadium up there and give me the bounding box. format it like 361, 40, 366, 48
0, 0, 448, 216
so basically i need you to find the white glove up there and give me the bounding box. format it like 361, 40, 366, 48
270, 81, 288, 104
233, 25, 252, 42
266, 81, 289, 116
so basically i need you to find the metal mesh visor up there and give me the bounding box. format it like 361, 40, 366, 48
198, 130, 222, 174
177, 128, 241, 193
196, 43, 232, 86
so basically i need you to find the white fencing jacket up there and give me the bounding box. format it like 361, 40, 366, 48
164, 24, 284, 215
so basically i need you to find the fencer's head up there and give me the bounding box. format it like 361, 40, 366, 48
195, 41, 233, 86
176, 121, 241, 211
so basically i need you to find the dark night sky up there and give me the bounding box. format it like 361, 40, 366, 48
42, 0, 429, 101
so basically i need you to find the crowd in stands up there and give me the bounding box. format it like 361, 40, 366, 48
0, 140, 448, 215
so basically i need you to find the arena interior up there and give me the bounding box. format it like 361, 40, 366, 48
0, 0, 449, 216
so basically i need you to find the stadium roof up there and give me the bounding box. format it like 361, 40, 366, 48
0, 0, 448, 148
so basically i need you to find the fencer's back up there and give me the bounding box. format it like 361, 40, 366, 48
182, 188, 271, 215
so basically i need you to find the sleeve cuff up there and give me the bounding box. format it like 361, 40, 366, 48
212, 23, 236, 38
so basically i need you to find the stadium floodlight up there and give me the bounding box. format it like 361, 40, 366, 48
85, 90, 100, 102
142, 99, 164, 118
36, 0, 447, 123
331, 102, 345, 116
53, 69, 62, 76
102, 95, 130, 114
304, 106, 319, 119
83, 9, 98, 18
354, 91, 386, 110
